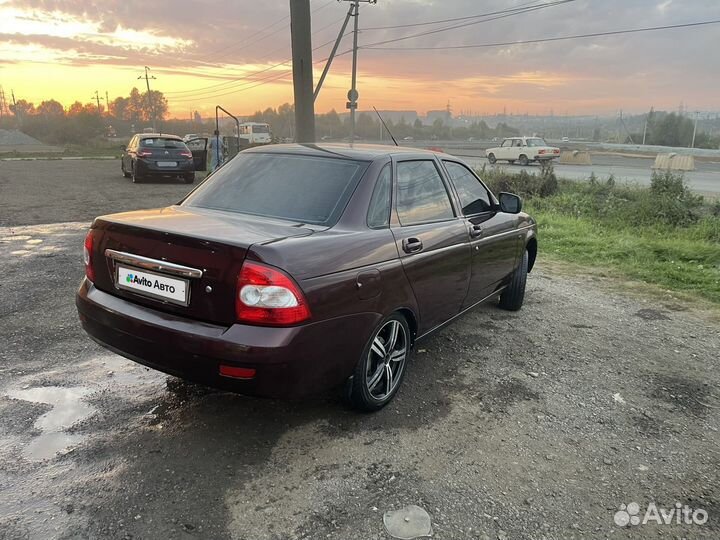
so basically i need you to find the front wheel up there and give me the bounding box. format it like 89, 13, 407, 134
346, 313, 411, 412
487, 153, 497, 164
499, 250, 528, 311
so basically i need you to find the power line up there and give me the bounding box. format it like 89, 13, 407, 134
191, 0, 336, 67
358, 0, 577, 49
168, 0, 567, 101
362, 19, 720, 50
164, 12, 348, 97
167, 32, 350, 101
361, 0, 548, 30
167, 48, 353, 104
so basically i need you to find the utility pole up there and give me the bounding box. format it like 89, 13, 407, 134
314, 2, 354, 102
93, 90, 102, 113
289, 0, 315, 143
691, 111, 699, 148
105, 91, 110, 115
342, 1, 377, 143
11, 89, 19, 127
138, 66, 157, 132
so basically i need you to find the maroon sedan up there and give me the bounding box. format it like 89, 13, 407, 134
77, 144, 537, 411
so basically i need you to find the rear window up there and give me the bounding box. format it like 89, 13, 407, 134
252, 125, 270, 133
141, 138, 185, 149
526, 138, 547, 147
183, 153, 368, 226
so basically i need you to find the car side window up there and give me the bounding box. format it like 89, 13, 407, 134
367, 164, 392, 229
396, 160, 455, 226
443, 161, 493, 215
501, 140, 509, 148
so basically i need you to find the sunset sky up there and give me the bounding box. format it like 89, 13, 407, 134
1, 0, 719, 119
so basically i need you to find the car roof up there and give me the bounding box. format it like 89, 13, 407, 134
243, 143, 455, 161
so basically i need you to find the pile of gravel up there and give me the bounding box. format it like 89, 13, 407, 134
0, 129, 44, 146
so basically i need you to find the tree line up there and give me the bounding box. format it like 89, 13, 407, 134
2, 88, 169, 144
248, 104, 520, 141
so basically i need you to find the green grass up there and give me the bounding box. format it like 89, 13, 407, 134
480, 165, 720, 304
527, 208, 720, 303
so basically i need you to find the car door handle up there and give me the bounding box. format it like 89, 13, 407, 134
402, 237, 423, 254
469, 225, 483, 238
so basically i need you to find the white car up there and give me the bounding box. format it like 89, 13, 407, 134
182, 133, 200, 142
485, 137, 560, 165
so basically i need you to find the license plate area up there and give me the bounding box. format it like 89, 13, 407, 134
157, 161, 177, 167
115, 264, 190, 306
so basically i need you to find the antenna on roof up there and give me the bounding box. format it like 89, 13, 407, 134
373, 106, 398, 147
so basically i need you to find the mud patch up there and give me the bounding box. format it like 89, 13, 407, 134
472, 378, 540, 414
650, 374, 713, 417
634, 308, 670, 321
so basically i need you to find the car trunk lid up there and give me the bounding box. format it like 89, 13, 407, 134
90, 206, 318, 325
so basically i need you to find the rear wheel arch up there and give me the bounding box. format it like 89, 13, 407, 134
396, 307, 418, 346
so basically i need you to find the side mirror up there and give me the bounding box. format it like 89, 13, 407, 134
499, 192, 522, 214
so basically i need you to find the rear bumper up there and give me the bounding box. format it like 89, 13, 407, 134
135, 159, 194, 177
76, 279, 380, 398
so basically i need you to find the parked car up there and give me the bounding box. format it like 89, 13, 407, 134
78, 144, 537, 411
121, 134, 195, 184
183, 133, 200, 142
485, 137, 560, 165
561, 136, 570, 142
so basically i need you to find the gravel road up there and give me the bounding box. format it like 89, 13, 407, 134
0, 160, 718, 539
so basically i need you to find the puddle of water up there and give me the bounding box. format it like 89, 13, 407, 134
10, 250, 32, 256
0, 235, 32, 241
6, 386, 96, 461
25, 239, 43, 245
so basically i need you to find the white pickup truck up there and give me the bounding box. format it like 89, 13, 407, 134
485, 137, 560, 165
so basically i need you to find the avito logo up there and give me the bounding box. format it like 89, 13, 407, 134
125, 272, 177, 295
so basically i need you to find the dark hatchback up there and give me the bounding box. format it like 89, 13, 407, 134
121, 133, 195, 184
78, 144, 537, 410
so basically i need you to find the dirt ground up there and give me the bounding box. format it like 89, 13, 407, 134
0, 160, 719, 539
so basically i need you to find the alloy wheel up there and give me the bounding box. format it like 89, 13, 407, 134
365, 319, 408, 400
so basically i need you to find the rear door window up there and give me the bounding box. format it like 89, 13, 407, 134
183, 153, 369, 226
395, 160, 455, 226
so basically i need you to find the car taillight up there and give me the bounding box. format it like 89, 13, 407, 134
83, 230, 95, 282
137, 150, 153, 157
236, 261, 311, 326
180, 150, 192, 158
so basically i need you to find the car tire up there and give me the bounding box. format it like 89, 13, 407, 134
345, 312, 411, 412
519, 154, 529, 166
121, 161, 131, 178
131, 163, 142, 184
499, 249, 528, 311
183, 173, 195, 184
487, 153, 497, 164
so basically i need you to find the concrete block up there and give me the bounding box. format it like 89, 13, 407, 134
559, 150, 592, 165
653, 153, 695, 171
